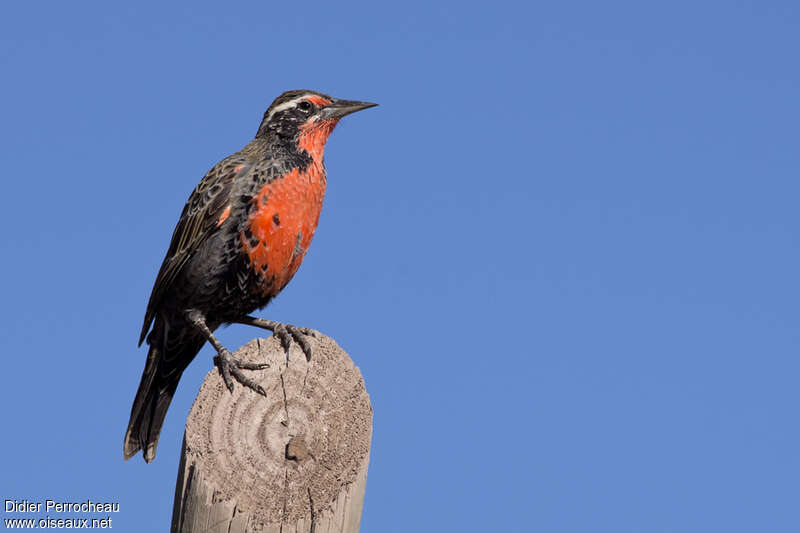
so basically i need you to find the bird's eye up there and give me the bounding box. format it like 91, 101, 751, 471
297, 101, 313, 113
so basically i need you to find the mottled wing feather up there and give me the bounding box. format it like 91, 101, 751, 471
139, 155, 251, 345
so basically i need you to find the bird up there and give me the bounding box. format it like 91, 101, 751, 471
124, 90, 376, 463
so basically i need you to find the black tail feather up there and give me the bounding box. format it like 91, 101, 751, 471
124, 319, 204, 463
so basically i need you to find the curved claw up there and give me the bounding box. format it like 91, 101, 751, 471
214, 353, 235, 393
272, 323, 293, 353
286, 325, 313, 361
214, 350, 268, 396
237, 317, 316, 361
236, 361, 270, 370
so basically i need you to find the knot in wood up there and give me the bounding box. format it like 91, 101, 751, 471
286, 435, 310, 461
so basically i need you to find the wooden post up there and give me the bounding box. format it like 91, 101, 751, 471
171, 334, 372, 533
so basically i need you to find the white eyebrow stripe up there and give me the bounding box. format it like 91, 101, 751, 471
265, 95, 312, 121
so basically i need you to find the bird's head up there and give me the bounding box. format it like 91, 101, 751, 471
256, 90, 376, 160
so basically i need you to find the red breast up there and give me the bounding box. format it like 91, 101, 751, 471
241, 120, 338, 294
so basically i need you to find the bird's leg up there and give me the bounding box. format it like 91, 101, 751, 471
234, 316, 316, 362
186, 310, 268, 395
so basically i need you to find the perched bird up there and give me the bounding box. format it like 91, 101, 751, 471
124, 90, 376, 463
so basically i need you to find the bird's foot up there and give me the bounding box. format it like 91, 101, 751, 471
213, 348, 269, 395
238, 317, 316, 361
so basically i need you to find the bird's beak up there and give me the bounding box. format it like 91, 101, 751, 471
321, 99, 378, 120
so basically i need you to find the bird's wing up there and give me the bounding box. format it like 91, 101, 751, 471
138, 155, 252, 345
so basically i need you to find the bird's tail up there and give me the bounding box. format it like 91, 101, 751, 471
124, 318, 204, 463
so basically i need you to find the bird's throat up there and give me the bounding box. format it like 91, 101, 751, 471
298, 118, 340, 163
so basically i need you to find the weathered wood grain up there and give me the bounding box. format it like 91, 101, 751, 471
171, 334, 372, 533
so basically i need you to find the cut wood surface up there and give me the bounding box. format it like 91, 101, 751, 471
171, 334, 372, 533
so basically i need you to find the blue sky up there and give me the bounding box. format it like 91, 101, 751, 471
1, 1, 798, 531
